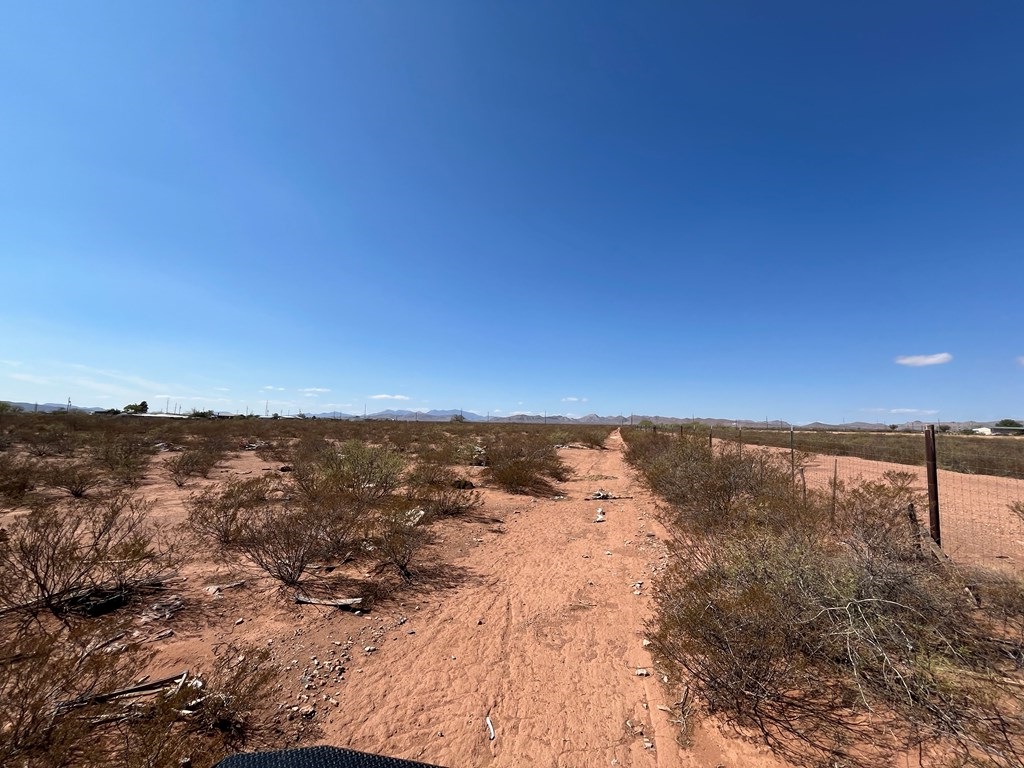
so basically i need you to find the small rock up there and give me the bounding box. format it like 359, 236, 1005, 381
364, 646, 376, 654
636, 668, 651, 677
299, 705, 316, 719
235, 618, 244, 625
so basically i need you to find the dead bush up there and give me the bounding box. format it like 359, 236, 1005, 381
184, 476, 274, 550
0, 494, 176, 622
404, 462, 481, 518
0, 626, 276, 768
0, 623, 141, 766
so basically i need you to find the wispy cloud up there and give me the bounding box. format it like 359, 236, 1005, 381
298, 387, 330, 393
1, 360, 22, 367
10, 372, 51, 385
561, 396, 589, 403
369, 394, 410, 400
214, 387, 230, 392
322, 403, 353, 409
1017, 356, 1024, 367
895, 352, 952, 367
262, 385, 285, 391
66, 364, 168, 393
863, 407, 940, 416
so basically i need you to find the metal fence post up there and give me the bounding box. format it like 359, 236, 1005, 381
924, 424, 941, 547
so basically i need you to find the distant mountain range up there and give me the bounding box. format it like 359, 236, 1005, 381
0, 400, 1003, 432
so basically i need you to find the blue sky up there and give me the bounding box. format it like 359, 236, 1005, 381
2, 2, 1022, 423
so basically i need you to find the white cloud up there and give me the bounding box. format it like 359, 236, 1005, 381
369, 394, 410, 400
214, 387, 230, 392
262, 385, 285, 391
1017, 356, 1024, 367
298, 387, 330, 393
895, 353, 952, 367
562, 396, 579, 402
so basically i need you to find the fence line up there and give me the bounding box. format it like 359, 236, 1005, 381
719, 425, 1024, 573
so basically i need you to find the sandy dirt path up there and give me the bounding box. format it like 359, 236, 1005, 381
313, 430, 784, 767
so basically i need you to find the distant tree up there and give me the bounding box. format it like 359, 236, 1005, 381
888, 424, 899, 431
995, 418, 1023, 428
189, 409, 215, 419
123, 401, 148, 414
938, 425, 951, 433
450, 414, 466, 423
0, 402, 23, 414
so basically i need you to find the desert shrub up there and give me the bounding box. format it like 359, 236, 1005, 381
233, 505, 328, 586
570, 426, 614, 450
23, 425, 77, 458
106, 645, 277, 768
95, 435, 155, 486
184, 476, 274, 550
416, 433, 477, 467
485, 432, 572, 495
166, 440, 228, 487
628, 431, 802, 532
372, 509, 432, 582
650, 524, 1024, 765
0, 627, 276, 768
633, 431, 1024, 766
292, 439, 405, 509
300, 491, 366, 563
0, 623, 140, 766
0, 452, 40, 505
0, 494, 175, 621
404, 462, 481, 519
46, 461, 104, 498
165, 449, 207, 488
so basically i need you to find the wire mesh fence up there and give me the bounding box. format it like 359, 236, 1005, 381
719, 427, 1024, 573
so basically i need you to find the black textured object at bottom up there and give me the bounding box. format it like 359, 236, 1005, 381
215, 746, 446, 768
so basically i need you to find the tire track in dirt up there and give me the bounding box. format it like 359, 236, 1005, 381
315, 430, 786, 767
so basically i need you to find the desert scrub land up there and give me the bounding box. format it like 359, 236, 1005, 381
623, 428, 1024, 767
11, 412, 725, 767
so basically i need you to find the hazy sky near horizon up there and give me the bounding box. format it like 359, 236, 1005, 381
2, 2, 1022, 422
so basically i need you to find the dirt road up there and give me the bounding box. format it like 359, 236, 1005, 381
311, 430, 783, 767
